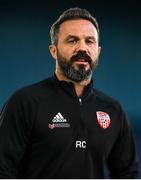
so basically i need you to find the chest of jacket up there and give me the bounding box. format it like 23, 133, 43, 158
31, 90, 120, 158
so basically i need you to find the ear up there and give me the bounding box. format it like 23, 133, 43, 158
95, 46, 101, 65
49, 44, 57, 60
98, 46, 101, 57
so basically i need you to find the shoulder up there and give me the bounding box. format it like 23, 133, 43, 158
94, 88, 119, 104
17, 76, 55, 96
5, 77, 56, 107
94, 88, 124, 112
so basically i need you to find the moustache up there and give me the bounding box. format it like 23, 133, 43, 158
70, 51, 92, 64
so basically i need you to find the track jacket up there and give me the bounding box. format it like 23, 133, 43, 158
0, 75, 138, 178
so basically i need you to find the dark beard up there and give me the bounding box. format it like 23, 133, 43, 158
57, 50, 97, 82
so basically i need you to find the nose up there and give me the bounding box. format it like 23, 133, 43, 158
76, 40, 88, 53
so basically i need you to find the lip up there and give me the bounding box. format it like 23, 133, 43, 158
74, 61, 88, 65
75, 58, 88, 65
74, 58, 89, 65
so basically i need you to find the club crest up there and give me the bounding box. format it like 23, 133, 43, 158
96, 111, 111, 129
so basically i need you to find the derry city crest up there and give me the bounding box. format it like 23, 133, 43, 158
96, 111, 111, 129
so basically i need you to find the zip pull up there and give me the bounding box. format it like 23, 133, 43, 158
79, 98, 82, 105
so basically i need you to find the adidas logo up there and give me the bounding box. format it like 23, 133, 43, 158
52, 112, 67, 123
48, 112, 70, 129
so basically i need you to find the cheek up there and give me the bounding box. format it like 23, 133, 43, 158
58, 47, 74, 59
91, 49, 99, 60
57, 42, 75, 55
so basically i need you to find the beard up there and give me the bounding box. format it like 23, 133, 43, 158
56, 50, 98, 82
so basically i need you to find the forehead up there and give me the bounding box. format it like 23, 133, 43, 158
58, 19, 98, 40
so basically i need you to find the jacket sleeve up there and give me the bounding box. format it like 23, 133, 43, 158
107, 105, 139, 178
0, 91, 33, 178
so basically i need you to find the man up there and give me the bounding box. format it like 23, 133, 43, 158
0, 7, 138, 178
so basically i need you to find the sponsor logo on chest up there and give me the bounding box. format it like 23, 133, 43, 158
48, 112, 70, 129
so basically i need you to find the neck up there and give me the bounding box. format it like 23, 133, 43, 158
73, 79, 91, 97
55, 69, 92, 97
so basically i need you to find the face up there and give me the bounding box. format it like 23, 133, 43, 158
50, 19, 101, 82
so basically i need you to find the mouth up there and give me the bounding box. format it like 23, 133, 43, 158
74, 58, 89, 65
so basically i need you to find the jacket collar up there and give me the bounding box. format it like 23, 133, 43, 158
53, 73, 94, 99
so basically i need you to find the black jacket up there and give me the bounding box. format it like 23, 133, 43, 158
0, 75, 138, 178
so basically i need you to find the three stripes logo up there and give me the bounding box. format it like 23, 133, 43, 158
52, 112, 67, 123
48, 112, 70, 129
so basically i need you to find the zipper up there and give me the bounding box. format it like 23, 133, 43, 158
79, 98, 82, 105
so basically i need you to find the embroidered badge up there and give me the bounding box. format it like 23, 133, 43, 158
96, 111, 111, 129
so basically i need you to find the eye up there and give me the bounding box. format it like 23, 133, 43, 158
67, 39, 77, 44
86, 39, 95, 45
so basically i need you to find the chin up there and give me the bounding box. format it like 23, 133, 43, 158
75, 64, 90, 71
